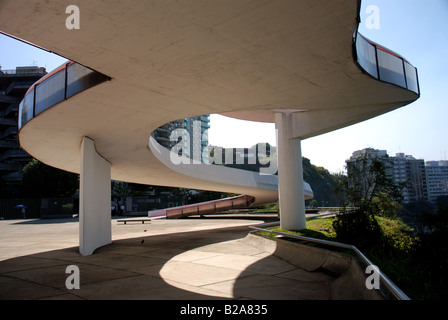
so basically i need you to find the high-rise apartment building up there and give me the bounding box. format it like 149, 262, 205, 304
0, 66, 46, 196
347, 148, 428, 204
152, 119, 184, 150
426, 161, 448, 205
183, 115, 210, 163
152, 115, 211, 163
349, 148, 388, 160
389, 153, 427, 203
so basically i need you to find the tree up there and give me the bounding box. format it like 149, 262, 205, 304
343, 154, 404, 217
21, 159, 78, 198
309, 199, 319, 209
333, 154, 404, 248
111, 181, 131, 215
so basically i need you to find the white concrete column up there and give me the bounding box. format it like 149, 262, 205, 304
79, 136, 111, 256
275, 112, 306, 230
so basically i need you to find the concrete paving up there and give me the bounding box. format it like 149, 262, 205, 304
0, 214, 358, 300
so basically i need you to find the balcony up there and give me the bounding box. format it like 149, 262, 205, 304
18, 62, 110, 130
354, 31, 420, 95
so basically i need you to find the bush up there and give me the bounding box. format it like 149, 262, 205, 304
370, 192, 402, 218
21, 159, 78, 198
411, 200, 448, 299
376, 216, 418, 254
332, 209, 382, 250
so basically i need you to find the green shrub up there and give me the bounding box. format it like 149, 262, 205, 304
376, 216, 418, 254
332, 209, 382, 250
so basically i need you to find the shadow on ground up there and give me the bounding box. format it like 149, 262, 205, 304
0, 215, 382, 300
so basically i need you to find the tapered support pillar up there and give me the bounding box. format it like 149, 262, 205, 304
275, 112, 306, 230
79, 137, 111, 256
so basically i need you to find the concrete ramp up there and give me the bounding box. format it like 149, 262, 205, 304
149, 195, 256, 219
244, 233, 385, 300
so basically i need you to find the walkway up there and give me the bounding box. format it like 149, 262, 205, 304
0, 214, 341, 300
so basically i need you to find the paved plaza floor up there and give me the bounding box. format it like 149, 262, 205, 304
0, 214, 343, 301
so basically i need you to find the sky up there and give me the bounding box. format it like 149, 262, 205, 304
1, 0, 447, 174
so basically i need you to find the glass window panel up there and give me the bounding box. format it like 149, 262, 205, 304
20, 88, 35, 128
18, 101, 23, 130
35, 70, 66, 115
377, 49, 406, 88
404, 62, 419, 94
67, 63, 108, 98
356, 34, 378, 79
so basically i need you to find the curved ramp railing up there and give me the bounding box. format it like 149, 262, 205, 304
250, 221, 410, 300
148, 194, 256, 219
148, 135, 314, 205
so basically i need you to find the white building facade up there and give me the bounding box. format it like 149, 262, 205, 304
347, 148, 428, 204
426, 161, 448, 205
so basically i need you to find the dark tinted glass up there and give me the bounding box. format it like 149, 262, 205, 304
20, 88, 35, 128
67, 63, 108, 98
35, 70, 66, 115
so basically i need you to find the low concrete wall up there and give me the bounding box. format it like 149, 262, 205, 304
245, 233, 384, 300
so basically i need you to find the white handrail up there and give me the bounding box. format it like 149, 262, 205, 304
249, 221, 410, 300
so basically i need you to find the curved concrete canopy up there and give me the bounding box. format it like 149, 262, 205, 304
0, 0, 419, 205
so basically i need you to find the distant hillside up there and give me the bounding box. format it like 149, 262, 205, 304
302, 157, 341, 207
